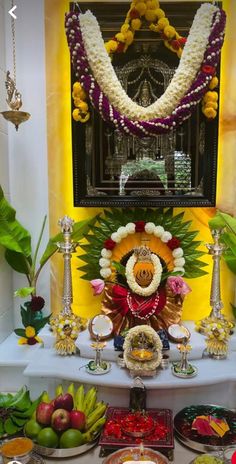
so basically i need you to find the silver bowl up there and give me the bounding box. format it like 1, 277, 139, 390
34, 437, 98, 458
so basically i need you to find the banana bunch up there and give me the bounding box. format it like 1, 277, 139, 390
0, 386, 42, 437
74, 384, 107, 443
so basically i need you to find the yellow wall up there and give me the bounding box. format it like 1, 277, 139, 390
45, 0, 236, 320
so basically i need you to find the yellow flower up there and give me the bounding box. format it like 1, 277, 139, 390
203, 91, 218, 102
204, 101, 218, 110
157, 17, 169, 30
155, 8, 165, 19
25, 326, 36, 338
131, 18, 142, 30
77, 113, 90, 123
108, 40, 118, 53
164, 25, 176, 39
145, 9, 157, 22
202, 107, 217, 119
72, 108, 80, 122
77, 101, 89, 113
116, 32, 126, 43
73, 82, 82, 94
35, 336, 43, 344
177, 48, 183, 58
121, 24, 130, 34
146, 0, 159, 9
125, 30, 134, 45
208, 76, 219, 90
135, 2, 147, 16
18, 337, 28, 345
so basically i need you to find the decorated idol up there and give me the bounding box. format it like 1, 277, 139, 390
79, 209, 207, 335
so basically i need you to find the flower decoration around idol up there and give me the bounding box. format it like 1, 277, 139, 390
78, 208, 207, 334
123, 325, 163, 375
65, 2, 225, 134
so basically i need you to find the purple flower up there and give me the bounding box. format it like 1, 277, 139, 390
167, 276, 191, 296
90, 279, 105, 295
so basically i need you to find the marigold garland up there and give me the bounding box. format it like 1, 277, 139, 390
68, 1, 224, 126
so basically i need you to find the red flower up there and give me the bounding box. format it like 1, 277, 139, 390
178, 37, 187, 46
30, 295, 45, 312
27, 337, 38, 345
104, 238, 116, 250
167, 237, 181, 250
134, 221, 146, 233
130, 8, 140, 19
171, 39, 180, 50
201, 65, 216, 75
116, 42, 125, 53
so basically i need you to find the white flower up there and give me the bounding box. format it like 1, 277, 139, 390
100, 268, 112, 278
117, 226, 128, 238
173, 267, 185, 275
174, 257, 186, 267
126, 222, 136, 234
111, 232, 121, 243
99, 258, 110, 268
101, 248, 112, 258
172, 247, 184, 258
161, 231, 172, 243
79, 4, 217, 121
145, 222, 156, 234
154, 225, 165, 237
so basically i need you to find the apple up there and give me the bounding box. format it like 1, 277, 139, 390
70, 410, 86, 431
36, 402, 55, 425
54, 393, 74, 411
51, 408, 71, 432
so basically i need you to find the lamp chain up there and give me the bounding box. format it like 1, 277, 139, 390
11, 0, 16, 84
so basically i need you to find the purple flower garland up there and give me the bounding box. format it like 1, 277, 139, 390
65, 8, 226, 137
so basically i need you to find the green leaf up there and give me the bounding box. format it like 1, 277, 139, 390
5, 249, 31, 275
223, 255, 236, 274
14, 287, 35, 298
112, 261, 126, 277
0, 186, 32, 257
209, 211, 236, 235
33, 314, 51, 333
231, 303, 236, 319
0, 393, 14, 408
14, 328, 26, 337
20, 304, 31, 327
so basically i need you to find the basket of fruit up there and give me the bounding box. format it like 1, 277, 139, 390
24, 384, 107, 457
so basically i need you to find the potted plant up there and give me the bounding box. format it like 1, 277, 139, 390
0, 186, 96, 344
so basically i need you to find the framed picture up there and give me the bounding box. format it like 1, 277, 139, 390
70, 1, 221, 207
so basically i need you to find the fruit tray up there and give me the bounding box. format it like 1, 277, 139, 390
99, 407, 174, 461
34, 436, 98, 458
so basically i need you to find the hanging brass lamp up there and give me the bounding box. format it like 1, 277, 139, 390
1, 2, 30, 130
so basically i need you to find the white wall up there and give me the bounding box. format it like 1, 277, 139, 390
0, 0, 14, 342
4, 0, 50, 327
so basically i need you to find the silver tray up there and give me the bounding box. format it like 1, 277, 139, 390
174, 404, 236, 453
34, 437, 98, 458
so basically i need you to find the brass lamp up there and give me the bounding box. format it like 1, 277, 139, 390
1, 2, 30, 130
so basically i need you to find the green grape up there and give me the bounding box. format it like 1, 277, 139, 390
193, 455, 224, 464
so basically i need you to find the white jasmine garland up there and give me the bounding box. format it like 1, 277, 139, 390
126, 223, 136, 234
79, 4, 217, 122
144, 222, 156, 234
172, 247, 184, 258
174, 257, 185, 267
111, 232, 121, 243
154, 226, 165, 237
99, 257, 110, 268
123, 325, 163, 372
101, 248, 112, 258
117, 226, 128, 238
125, 253, 162, 297
100, 268, 112, 278
161, 231, 172, 243
173, 267, 185, 275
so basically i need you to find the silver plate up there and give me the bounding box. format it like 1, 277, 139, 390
85, 362, 111, 375
171, 364, 198, 378
34, 437, 98, 457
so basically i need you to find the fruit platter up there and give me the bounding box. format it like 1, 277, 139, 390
24, 383, 107, 457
